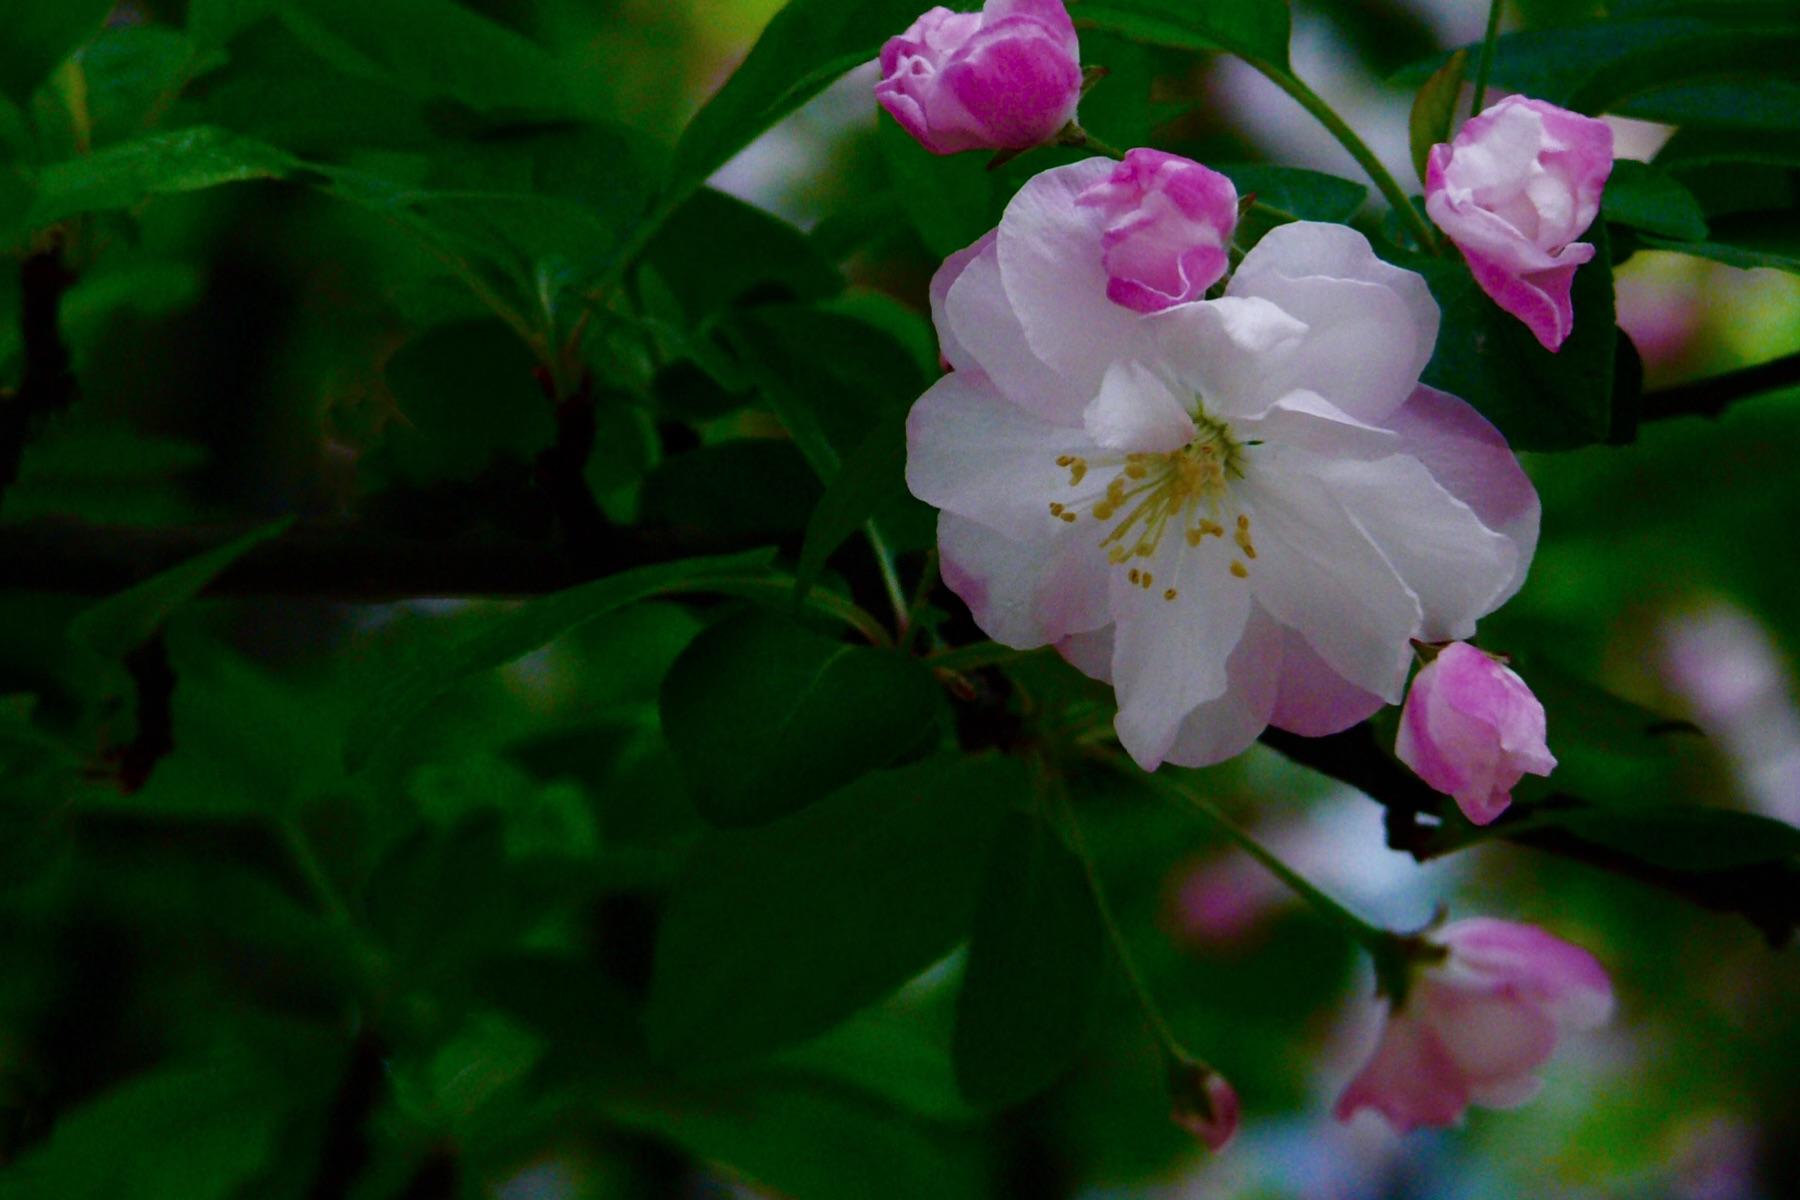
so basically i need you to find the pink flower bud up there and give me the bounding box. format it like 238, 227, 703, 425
1168, 1059, 1240, 1152
1425, 95, 1613, 352
876, 0, 1082, 156
1336, 918, 1613, 1133
1396, 641, 1555, 826
1075, 149, 1239, 312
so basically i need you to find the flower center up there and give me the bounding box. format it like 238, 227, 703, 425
1048, 411, 1257, 599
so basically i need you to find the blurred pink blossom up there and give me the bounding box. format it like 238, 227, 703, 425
1396, 641, 1556, 825
1426, 96, 1613, 351
1335, 918, 1613, 1132
876, 0, 1081, 155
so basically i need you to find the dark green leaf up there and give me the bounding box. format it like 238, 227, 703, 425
1543, 806, 1800, 870
1076, 0, 1293, 67
342, 550, 779, 772
0, 0, 113, 105
1619, 78, 1800, 131
1603, 159, 1710, 241
646, 754, 1022, 1064
641, 187, 841, 325
660, 610, 945, 827
795, 407, 910, 605
952, 811, 1105, 1108
1656, 125, 1800, 169
663, 0, 925, 203
68, 517, 292, 661
638, 440, 822, 538
22, 126, 294, 232
1413, 221, 1618, 450
1218, 164, 1367, 250
1409, 49, 1467, 191
77, 26, 201, 148
1644, 215, 1800, 275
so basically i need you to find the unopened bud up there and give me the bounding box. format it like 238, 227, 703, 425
1167, 1055, 1239, 1152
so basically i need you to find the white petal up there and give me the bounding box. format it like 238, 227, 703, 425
1163, 605, 1284, 767
1268, 624, 1388, 736
1110, 534, 1253, 770
1239, 448, 1421, 702
944, 240, 1092, 423
1231, 221, 1440, 387
1083, 361, 1197, 452
929, 230, 995, 372
905, 369, 1091, 542
1317, 453, 1517, 643
996, 158, 1155, 399
938, 511, 1111, 648
1238, 389, 1399, 460
1056, 624, 1114, 682
1151, 296, 1308, 419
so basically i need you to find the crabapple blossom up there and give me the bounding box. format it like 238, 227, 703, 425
907, 158, 1541, 770
1076, 149, 1239, 312
876, 0, 1082, 156
1169, 1060, 1240, 1151
1335, 918, 1613, 1132
1425, 95, 1614, 352
1396, 641, 1556, 826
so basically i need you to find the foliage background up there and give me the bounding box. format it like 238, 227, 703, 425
2, 0, 1799, 1197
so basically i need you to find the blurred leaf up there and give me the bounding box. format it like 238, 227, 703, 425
1218, 163, 1367, 250
1621, 77, 1800, 131
20, 126, 294, 233
1, 417, 207, 524
1408, 49, 1466, 190
646, 754, 1022, 1065
1412, 222, 1618, 451
67, 517, 292, 662
1603, 159, 1710, 241
1077, 0, 1294, 67
0, 1057, 287, 1200
376, 318, 554, 487
659, 610, 945, 827
1656, 125, 1800, 168
952, 811, 1106, 1108
1540, 806, 1800, 870
640, 187, 841, 325
342, 550, 778, 771
1644, 216, 1800, 274
776, 999, 975, 1123
0, 0, 113, 105
77, 26, 200, 148
795, 407, 909, 604
663, 0, 925, 203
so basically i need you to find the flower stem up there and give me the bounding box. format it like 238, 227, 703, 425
1062, 123, 1128, 160
1246, 58, 1441, 254
864, 520, 910, 636
1054, 782, 1192, 1060
900, 547, 939, 652
1469, 0, 1506, 122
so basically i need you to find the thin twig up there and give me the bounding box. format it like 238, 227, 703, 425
1638, 351, 1800, 422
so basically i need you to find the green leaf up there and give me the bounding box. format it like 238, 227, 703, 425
659, 610, 945, 827
21, 126, 294, 232
341, 550, 779, 772
68, 517, 292, 661
952, 811, 1106, 1108
1076, 0, 1293, 67
1541, 806, 1800, 870
1412, 221, 1618, 451
1603, 159, 1710, 241
0, 0, 114, 105
795, 406, 910, 605
663, 0, 925, 204
1218, 163, 1368, 250
0, 1057, 287, 1200
646, 754, 1022, 1065
1409, 49, 1467, 191
1620, 78, 1800, 131
1644, 216, 1800, 275
641, 188, 841, 325
638, 440, 822, 539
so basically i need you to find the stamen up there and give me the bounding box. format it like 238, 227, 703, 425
1229, 561, 1249, 579
1163, 588, 1178, 601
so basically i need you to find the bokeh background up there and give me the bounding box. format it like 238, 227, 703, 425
3, 1, 1798, 1197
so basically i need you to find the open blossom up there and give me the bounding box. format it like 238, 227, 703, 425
907, 158, 1541, 770
876, 0, 1081, 156
1396, 642, 1555, 826
1076, 149, 1239, 312
1426, 95, 1614, 352
1336, 918, 1613, 1132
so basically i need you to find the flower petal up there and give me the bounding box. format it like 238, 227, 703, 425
1334, 1010, 1470, 1132
1438, 918, 1615, 1031
1083, 361, 1197, 452
938, 511, 1111, 648
1152, 295, 1308, 420
930, 230, 996, 370
1268, 623, 1387, 737
943, 234, 1094, 422
1163, 605, 1284, 767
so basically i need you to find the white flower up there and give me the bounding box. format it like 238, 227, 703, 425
906, 159, 1541, 770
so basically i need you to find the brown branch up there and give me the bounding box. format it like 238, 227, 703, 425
1259, 724, 1800, 947
1, 248, 78, 500
0, 517, 756, 601
1639, 351, 1800, 423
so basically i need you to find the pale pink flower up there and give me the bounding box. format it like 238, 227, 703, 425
1335, 918, 1613, 1132
908, 159, 1540, 770
1170, 1061, 1240, 1152
1076, 149, 1239, 312
1396, 642, 1555, 826
1425, 95, 1614, 352
876, 0, 1081, 156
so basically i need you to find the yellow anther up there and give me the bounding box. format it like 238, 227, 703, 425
1198, 519, 1224, 538
1128, 568, 1140, 584
1229, 561, 1248, 579
1056, 455, 1073, 466
1048, 501, 1064, 515
1059, 511, 1077, 523
1236, 514, 1249, 529
1163, 588, 1178, 601
1125, 463, 1148, 479
1141, 571, 1154, 589
1185, 528, 1204, 546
